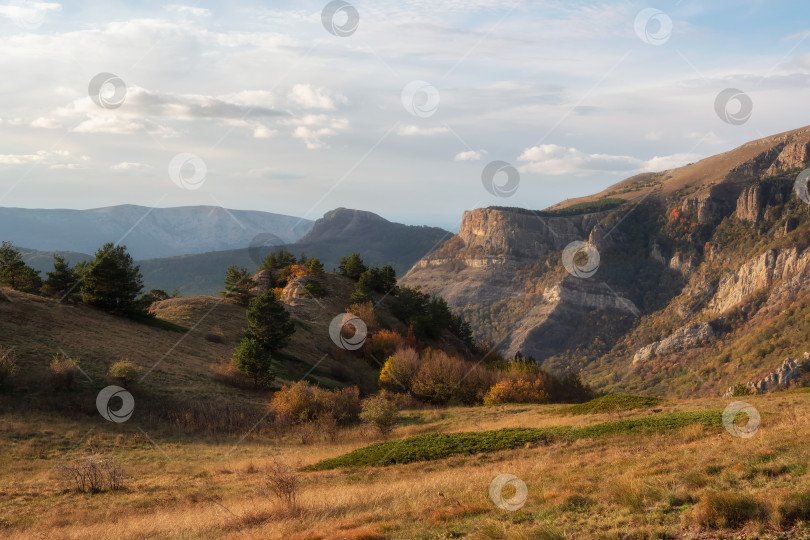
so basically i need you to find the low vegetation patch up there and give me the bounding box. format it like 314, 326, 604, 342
304, 410, 721, 471
693, 490, 768, 528
562, 394, 661, 414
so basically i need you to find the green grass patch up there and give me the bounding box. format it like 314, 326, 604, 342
561, 394, 661, 414
304, 410, 721, 471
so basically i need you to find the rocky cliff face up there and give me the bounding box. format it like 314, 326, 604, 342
632, 322, 715, 365
454, 207, 608, 258
708, 247, 810, 314
402, 126, 810, 396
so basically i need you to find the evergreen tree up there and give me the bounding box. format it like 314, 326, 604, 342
0, 241, 41, 292
244, 289, 295, 353
233, 337, 275, 387
45, 254, 79, 302
221, 266, 255, 306
81, 243, 144, 315
306, 257, 325, 278
338, 253, 367, 280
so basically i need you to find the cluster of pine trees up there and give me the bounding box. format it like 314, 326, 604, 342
0, 240, 171, 317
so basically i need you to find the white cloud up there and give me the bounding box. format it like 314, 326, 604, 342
454, 149, 487, 161
397, 125, 450, 136
165, 5, 211, 17
284, 114, 349, 149
0, 149, 69, 166
518, 144, 700, 176
111, 162, 152, 171
287, 84, 346, 110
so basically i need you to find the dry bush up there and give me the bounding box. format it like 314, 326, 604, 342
364, 329, 418, 363
0, 346, 18, 387
379, 347, 421, 392
58, 454, 125, 493
264, 458, 298, 512
693, 490, 768, 528
48, 353, 80, 391
211, 358, 255, 390
483, 378, 551, 405
270, 381, 361, 425
410, 349, 470, 404
347, 301, 379, 331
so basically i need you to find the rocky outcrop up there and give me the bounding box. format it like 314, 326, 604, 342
765, 139, 810, 176
455, 207, 609, 259
543, 280, 638, 316
252, 269, 275, 293
681, 193, 728, 224
669, 252, 694, 275
723, 354, 809, 397
708, 247, 810, 314
735, 184, 764, 223
632, 322, 715, 365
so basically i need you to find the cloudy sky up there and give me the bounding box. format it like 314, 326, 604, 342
0, 0, 809, 230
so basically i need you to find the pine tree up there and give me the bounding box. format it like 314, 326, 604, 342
222, 266, 255, 306
338, 253, 367, 280
45, 255, 79, 302
244, 289, 295, 353
81, 243, 144, 315
233, 337, 275, 387
0, 241, 41, 291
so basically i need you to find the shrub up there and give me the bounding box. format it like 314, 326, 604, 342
108, 359, 141, 388
270, 381, 361, 425
456, 364, 497, 405
360, 393, 399, 437
365, 329, 411, 362
693, 491, 768, 528
347, 301, 379, 332
265, 458, 298, 512
731, 383, 752, 397
204, 331, 225, 344
271, 381, 318, 423
483, 378, 551, 405
778, 491, 810, 525
410, 349, 466, 404
48, 353, 80, 391
59, 454, 125, 493
314, 385, 361, 424
0, 347, 19, 387
379, 347, 421, 392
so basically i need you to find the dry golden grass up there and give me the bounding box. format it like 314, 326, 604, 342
2, 392, 810, 539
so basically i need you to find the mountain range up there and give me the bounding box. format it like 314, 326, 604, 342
1, 204, 314, 259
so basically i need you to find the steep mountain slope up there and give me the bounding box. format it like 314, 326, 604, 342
137, 208, 450, 295
402, 126, 810, 397
0, 205, 314, 259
